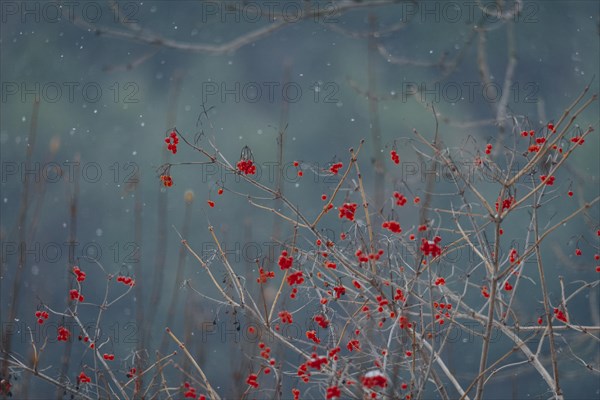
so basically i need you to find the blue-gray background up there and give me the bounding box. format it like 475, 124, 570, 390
1, 1, 599, 399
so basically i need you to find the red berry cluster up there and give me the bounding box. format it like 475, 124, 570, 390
69, 289, 84, 302
306, 330, 320, 344
57, 326, 71, 341
355, 249, 384, 263
117, 275, 135, 286
376, 295, 389, 312
291, 161, 303, 177
314, 314, 329, 328
504, 281, 513, 291
420, 236, 442, 257
325, 261, 337, 269
540, 175, 555, 185
103, 353, 115, 361
297, 364, 310, 383
570, 136, 585, 145
347, 339, 361, 351
256, 267, 275, 283
485, 143, 492, 155
237, 159, 256, 175
390, 150, 400, 164
382, 220, 401, 233
520, 126, 569, 155
258, 342, 272, 361
126, 367, 136, 379
165, 130, 179, 154
183, 382, 205, 399
433, 301, 452, 325
394, 289, 406, 302
307, 354, 328, 370
481, 285, 490, 298
393, 191, 408, 206
329, 162, 343, 175
78, 372, 91, 384
338, 202, 357, 221
333, 285, 346, 298
278, 250, 293, 269
297, 353, 325, 383
434, 277, 446, 286
521, 130, 536, 137
355, 249, 367, 262
287, 271, 304, 286
328, 346, 341, 360
246, 373, 259, 388
160, 175, 173, 187
399, 315, 412, 329
495, 196, 514, 212
326, 385, 341, 399
509, 248, 518, 264
72, 266, 86, 282
361, 370, 388, 389
554, 308, 568, 323
35, 310, 49, 324
278, 310, 293, 324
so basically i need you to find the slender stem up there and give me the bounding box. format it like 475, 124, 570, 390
532, 193, 562, 397
165, 328, 220, 400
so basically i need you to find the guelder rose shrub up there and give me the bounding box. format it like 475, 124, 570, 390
4, 86, 597, 399
154, 88, 600, 400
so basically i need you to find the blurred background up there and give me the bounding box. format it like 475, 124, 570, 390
1, 1, 599, 398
